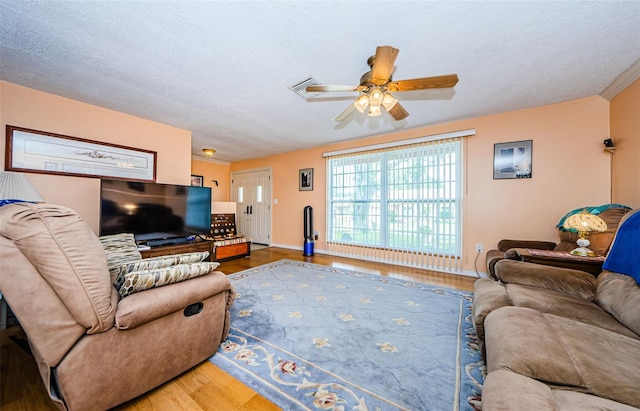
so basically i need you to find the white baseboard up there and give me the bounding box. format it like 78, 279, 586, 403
269, 243, 487, 279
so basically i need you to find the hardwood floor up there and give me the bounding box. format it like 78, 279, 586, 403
0, 247, 476, 411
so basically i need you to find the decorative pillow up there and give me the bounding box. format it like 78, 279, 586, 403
112, 251, 211, 289
99, 233, 142, 274
118, 262, 220, 298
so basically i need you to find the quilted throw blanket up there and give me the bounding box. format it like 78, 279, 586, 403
602, 210, 640, 284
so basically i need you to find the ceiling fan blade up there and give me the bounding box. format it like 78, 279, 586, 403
333, 104, 356, 122
371, 46, 399, 85
387, 74, 459, 92
306, 85, 359, 93
387, 101, 409, 121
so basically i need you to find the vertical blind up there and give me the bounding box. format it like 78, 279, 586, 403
325, 135, 464, 272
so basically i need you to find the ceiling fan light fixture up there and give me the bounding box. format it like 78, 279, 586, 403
354, 94, 369, 113
202, 148, 216, 156
368, 105, 382, 117
368, 87, 384, 106
382, 92, 398, 111
317, 46, 459, 122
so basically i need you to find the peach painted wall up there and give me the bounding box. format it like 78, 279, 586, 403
191, 158, 231, 202
2, 79, 620, 274
0, 81, 192, 233
610, 77, 640, 208
231, 96, 612, 273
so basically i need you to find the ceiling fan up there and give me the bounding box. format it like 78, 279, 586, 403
306, 46, 459, 122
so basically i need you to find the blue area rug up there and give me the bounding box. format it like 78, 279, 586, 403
210, 260, 484, 410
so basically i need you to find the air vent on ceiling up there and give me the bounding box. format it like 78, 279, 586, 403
289, 76, 321, 99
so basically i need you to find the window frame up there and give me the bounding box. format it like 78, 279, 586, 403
327, 139, 462, 257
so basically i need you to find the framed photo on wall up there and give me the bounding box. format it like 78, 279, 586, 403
5, 125, 157, 181
190, 175, 204, 187
493, 140, 532, 179
299, 168, 313, 191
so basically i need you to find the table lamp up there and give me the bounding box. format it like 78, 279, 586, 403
563, 209, 607, 257
0, 171, 44, 207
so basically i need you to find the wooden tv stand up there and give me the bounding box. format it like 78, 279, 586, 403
139, 238, 251, 262
140, 240, 214, 262
211, 237, 251, 261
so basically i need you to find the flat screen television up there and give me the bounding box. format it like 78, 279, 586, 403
100, 179, 211, 245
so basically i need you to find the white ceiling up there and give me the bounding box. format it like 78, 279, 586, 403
1, 1, 639, 162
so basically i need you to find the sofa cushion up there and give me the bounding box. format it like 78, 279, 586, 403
0, 203, 116, 333
505, 283, 640, 339
482, 370, 639, 411
485, 307, 588, 388
597, 271, 640, 337
112, 251, 211, 289
495, 259, 596, 300
118, 262, 220, 298
485, 306, 640, 408
482, 370, 557, 411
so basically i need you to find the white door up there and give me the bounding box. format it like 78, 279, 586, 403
231, 168, 272, 245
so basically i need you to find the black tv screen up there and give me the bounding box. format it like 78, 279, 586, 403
100, 179, 211, 243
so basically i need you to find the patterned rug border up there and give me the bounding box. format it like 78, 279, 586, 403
212, 259, 484, 410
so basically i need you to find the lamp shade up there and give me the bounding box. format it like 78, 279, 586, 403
368, 105, 382, 117
353, 94, 369, 113
382, 92, 398, 111
368, 87, 383, 106
367, 87, 383, 117
563, 209, 608, 257
0, 171, 44, 205
563, 210, 607, 233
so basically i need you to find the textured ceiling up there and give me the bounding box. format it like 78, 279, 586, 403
1, 1, 639, 162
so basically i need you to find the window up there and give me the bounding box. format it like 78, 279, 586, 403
327, 138, 462, 258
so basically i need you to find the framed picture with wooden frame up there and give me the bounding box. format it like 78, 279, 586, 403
493, 140, 532, 179
5, 125, 157, 181
299, 168, 313, 191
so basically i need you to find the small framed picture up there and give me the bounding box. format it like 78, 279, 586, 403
493, 140, 532, 179
190, 174, 204, 187
299, 168, 313, 191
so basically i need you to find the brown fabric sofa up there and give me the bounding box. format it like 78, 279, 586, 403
0, 203, 235, 411
485, 205, 630, 278
482, 370, 639, 411
473, 208, 640, 410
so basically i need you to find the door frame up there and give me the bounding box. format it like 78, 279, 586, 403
231, 167, 272, 246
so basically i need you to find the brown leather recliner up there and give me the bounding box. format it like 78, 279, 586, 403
485, 205, 631, 279
0, 203, 234, 411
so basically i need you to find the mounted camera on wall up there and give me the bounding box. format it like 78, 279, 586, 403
603, 138, 615, 154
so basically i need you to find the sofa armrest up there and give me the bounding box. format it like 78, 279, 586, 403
494, 260, 596, 301
497, 239, 557, 252
472, 279, 511, 355
115, 271, 232, 330
486, 249, 507, 280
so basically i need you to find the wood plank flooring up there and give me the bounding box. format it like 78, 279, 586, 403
0, 247, 476, 411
